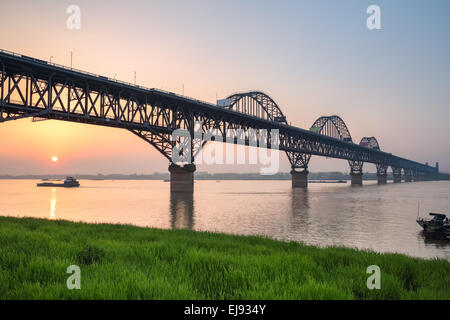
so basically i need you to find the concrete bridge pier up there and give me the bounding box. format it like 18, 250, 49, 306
291, 169, 308, 188
404, 169, 413, 182
350, 172, 363, 186
392, 166, 402, 183
349, 160, 364, 186
376, 164, 388, 185
168, 163, 196, 193
377, 174, 387, 184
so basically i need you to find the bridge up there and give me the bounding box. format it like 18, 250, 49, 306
0, 49, 440, 193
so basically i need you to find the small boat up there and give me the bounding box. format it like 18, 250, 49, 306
417, 213, 450, 240
37, 176, 80, 188
309, 180, 347, 184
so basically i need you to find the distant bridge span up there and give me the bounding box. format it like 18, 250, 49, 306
0, 49, 439, 192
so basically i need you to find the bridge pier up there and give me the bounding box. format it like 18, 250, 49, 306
291, 169, 308, 188
350, 172, 363, 186
286, 151, 310, 189
392, 166, 402, 183
404, 169, 413, 182
349, 160, 363, 186
168, 163, 196, 193
376, 163, 388, 185
377, 174, 387, 184
393, 174, 402, 183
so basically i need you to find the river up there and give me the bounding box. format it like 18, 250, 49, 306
0, 179, 449, 260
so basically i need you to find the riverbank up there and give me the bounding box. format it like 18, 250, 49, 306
0, 216, 448, 299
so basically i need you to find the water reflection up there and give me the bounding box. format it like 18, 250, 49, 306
170, 192, 194, 230
289, 188, 310, 233
49, 188, 57, 220
420, 232, 450, 249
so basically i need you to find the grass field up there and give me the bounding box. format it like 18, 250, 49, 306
0, 216, 448, 299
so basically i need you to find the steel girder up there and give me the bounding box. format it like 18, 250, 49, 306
376, 163, 389, 176
391, 166, 402, 176
404, 168, 413, 177
285, 151, 311, 170
349, 160, 364, 174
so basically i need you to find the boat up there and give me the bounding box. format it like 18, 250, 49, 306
417, 213, 450, 240
309, 180, 347, 184
37, 176, 80, 188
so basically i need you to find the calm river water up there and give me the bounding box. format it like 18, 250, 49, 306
0, 179, 449, 260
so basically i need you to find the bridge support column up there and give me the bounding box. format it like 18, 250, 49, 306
404, 169, 413, 182
168, 163, 196, 193
291, 169, 308, 188
376, 163, 388, 185
377, 174, 387, 184
350, 172, 363, 186
286, 151, 311, 189
349, 160, 364, 186
392, 166, 402, 183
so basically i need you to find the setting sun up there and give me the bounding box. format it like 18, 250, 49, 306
51, 156, 58, 163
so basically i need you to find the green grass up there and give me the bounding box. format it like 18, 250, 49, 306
0, 216, 448, 300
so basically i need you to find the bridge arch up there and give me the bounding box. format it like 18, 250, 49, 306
310, 115, 353, 142
359, 136, 380, 150
223, 91, 288, 124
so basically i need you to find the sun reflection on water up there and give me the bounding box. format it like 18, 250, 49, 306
49, 188, 56, 220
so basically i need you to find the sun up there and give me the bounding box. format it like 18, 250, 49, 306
51, 156, 58, 163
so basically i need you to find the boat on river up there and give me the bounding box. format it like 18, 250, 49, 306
417, 213, 450, 240
37, 177, 80, 188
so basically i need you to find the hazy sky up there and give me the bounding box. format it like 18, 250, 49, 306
0, 0, 449, 174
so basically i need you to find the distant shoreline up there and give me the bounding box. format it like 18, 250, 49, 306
0, 172, 391, 181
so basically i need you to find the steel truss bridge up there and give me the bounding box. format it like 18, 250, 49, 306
0, 50, 439, 192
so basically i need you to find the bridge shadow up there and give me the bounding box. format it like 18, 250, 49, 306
289, 188, 310, 233
170, 192, 194, 230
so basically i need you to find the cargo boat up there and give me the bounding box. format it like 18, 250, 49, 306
37, 177, 80, 188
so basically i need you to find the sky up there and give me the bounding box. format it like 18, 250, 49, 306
0, 0, 449, 175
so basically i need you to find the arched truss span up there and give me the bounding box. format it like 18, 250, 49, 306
224, 91, 288, 124
359, 136, 387, 174
310, 115, 353, 143
359, 137, 380, 150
